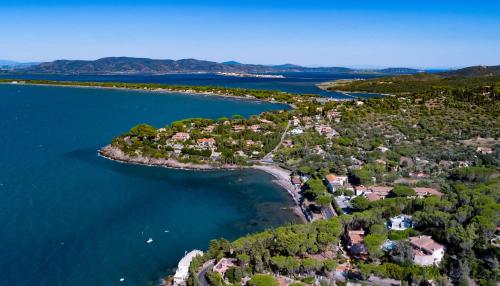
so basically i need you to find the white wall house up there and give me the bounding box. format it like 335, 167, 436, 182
388, 215, 413, 231
409, 236, 444, 266
173, 250, 204, 286
325, 174, 348, 192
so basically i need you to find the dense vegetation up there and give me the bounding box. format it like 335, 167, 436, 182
184, 73, 499, 286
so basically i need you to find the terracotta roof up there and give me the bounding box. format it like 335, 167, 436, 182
370, 186, 393, 195
348, 230, 365, 244
409, 236, 444, 253
325, 174, 337, 182
197, 138, 215, 143
366, 193, 383, 202
355, 185, 368, 192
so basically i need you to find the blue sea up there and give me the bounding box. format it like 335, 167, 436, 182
0, 84, 300, 286
0, 72, 383, 98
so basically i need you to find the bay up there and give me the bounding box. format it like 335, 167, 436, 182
0, 84, 299, 286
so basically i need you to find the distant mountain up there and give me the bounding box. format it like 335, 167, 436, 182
9, 56, 423, 75
439, 65, 500, 77
0, 60, 40, 69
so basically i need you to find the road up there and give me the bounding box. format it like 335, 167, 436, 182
197, 260, 215, 286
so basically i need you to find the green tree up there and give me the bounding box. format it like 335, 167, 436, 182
391, 185, 416, 197
365, 234, 387, 261
389, 241, 414, 265
129, 123, 157, 138
225, 267, 244, 284
301, 258, 323, 274
316, 194, 333, 207
351, 196, 370, 211
248, 274, 279, 286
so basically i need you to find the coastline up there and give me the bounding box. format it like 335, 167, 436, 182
98, 145, 308, 223
0, 81, 296, 106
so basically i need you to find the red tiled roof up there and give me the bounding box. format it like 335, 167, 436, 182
366, 193, 383, 201
370, 186, 393, 195
348, 230, 365, 244
409, 236, 443, 253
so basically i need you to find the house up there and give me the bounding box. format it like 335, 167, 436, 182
197, 138, 216, 148
376, 146, 389, 153
203, 125, 216, 133
213, 258, 238, 277
399, 156, 414, 168
173, 250, 204, 286
172, 132, 190, 142
289, 128, 304, 135
235, 150, 247, 158
291, 176, 302, 188
409, 236, 445, 266
259, 118, 276, 126
354, 185, 368, 196
388, 215, 413, 231
365, 192, 383, 202
414, 187, 443, 198
477, 146, 494, 155
248, 124, 261, 132
232, 125, 245, 132
364, 186, 393, 201
315, 125, 332, 135
326, 110, 342, 122
369, 186, 393, 196
411, 172, 430, 179
347, 230, 367, 258
325, 174, 348, 192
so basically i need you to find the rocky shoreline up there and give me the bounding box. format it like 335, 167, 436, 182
98, 145, 241, 170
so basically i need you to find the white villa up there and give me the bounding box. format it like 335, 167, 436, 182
289, 128, 304, 135
325, 174, 348, 192
388, 215, 413, 231
173, 250, 204, 286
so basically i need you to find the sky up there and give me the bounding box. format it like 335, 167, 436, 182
1, 0, 500, 68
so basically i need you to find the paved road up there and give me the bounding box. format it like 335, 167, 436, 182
197, 260, 215, 286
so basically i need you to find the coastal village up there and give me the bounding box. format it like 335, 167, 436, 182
95, 77, 500, 286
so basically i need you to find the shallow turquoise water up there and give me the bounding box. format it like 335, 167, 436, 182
0, 84, 299, 286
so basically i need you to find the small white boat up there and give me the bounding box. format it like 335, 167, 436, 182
146, 238, 153, 244
119, 278, 125, 282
